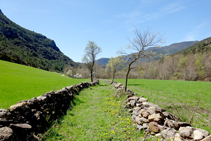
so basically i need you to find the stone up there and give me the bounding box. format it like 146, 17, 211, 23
127, 96, 139, 102
193, 128, 210, 140
162, 111, 178, 121
130, 100, 136, 107
132, 115, 136, 122
10, 123, 32, 129
147, 106, 156, 115
149, 122, 160, 133
179, 126, 193, 139
143, 123, 149, 128
140, 109, 150, 118
201, 135, 211, 141
9, 102, 27, 111
164, 119, 179, 130
136, 124, 148, 130
148, 113, 163, 123
139, 117, 149, 123
174, 133, 182, 141
139, 97, 148, 103
128, 109, 133, 112
135, 117, 142, 125
0, 127, 13, 141
115, 83, 122, 89
126, 102, 131, 108
161, 128, 177, 141
155, 133, 161, 137
136, 103, 141, 107
36, 95, 47, 101
133, 107, 141, 116
0, 109, 8, 118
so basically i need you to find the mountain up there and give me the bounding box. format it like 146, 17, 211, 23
176, 37, 211, 55
0, 9, 77, 72
96, 58, 110, 66
97, 41, 198, 66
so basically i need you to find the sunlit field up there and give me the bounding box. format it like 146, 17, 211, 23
116, 79, 211, 132
0, 60, 89, 109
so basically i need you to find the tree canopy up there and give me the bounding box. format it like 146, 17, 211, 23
82, 41, 101, 82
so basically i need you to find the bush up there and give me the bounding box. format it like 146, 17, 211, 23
74, 73, 83, 79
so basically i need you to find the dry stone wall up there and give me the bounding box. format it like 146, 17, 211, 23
113, 82, 210, 141
0, 80, 99, 141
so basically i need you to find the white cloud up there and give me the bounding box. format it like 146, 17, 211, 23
184, 21, 209, 41
113, 2, 185, 27
167, 6, 184, 13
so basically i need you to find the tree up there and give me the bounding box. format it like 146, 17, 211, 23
82, 41, 101, 82
106, 55, 126, 83
119, 27, 164, 92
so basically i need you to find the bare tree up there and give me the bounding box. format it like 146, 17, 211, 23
82, 41, 101, 82
119, 27, 164, 92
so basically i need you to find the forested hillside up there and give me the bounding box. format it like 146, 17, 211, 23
177, 37, 211, 55
128, 37, 211, 81
91, 37, 211, 81
97, 41, 198, 66
0, 9, 77, 72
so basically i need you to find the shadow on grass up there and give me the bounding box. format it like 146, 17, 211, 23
128, 84, 144, 87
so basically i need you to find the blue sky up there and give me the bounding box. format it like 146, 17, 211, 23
1, 0, 211, 62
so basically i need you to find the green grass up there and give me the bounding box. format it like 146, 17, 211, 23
115, 79, 211, 133
0, 60, 89, 109
43, 80, 158, 141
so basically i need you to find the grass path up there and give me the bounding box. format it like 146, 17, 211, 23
43, 80, 153, 141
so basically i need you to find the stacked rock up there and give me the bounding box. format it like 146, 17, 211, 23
113, 82, 210, 141
0, 80, 99, 141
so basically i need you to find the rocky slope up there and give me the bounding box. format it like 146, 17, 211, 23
0, 9, 77, 71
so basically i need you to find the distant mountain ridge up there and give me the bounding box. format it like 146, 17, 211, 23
97, 41, 198, 66
0, 9, 77, 71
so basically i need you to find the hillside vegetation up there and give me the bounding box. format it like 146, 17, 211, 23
96, 41, 198, 66
0, 60, 88, 109
0, 9, 77, 72
177, 37, 211, 55
94, 36, 211, 81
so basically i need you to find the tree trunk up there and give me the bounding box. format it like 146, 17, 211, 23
124, 69, 130, 92
111, 71, 115, 84
91, 71, 93, 82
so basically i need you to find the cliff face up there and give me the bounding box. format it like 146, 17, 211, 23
0, 9, 77, 71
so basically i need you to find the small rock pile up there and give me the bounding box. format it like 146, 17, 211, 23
113, 82, 210, 141
0, 80, 99, 141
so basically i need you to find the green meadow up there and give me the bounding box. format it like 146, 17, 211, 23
43, 80, 151, 141
1, 59, 211, 139
44, 78, 211, 140
116, 79, 211, 132
0, 60, 89, 109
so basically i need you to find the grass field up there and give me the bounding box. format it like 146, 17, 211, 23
43, 80, 155, 141
116, 79, 211, 132
1, 59, 210, 139
0, 60, 89, 109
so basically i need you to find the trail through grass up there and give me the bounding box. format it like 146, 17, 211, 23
43, 80, 157, 141
0, 60, 89, 109
116, 79, 211, 133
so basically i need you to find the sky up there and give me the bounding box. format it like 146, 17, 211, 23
1, 0, 211, 62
